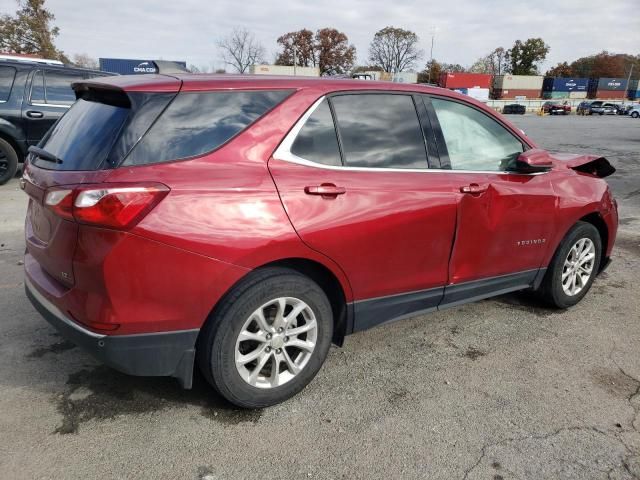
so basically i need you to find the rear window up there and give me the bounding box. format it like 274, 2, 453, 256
0, 66, 16, 101
123, 90, 292, 166
34, 99, 130, 170
33, 91, 175, 171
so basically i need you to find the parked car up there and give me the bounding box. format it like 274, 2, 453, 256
614, 104, 633, 115
542, 101, 571, 115
23, 75, 618, 408
576, 101, 592, 115
0, 55, 112, 184
502, 103, 526, 114
583, 101, 617, 116
630, 105, 640, 118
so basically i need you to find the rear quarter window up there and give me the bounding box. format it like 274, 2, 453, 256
123, 90, 292, 166
0, 66, 16, 101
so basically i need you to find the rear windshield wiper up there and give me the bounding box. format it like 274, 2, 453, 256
28, 146, 63, 164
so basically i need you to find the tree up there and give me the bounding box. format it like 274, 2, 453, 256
508, 38, 550, 75
469, 47, 509, 75
275, 29, 316, 67
315, 28, 355, 75
545, 61, 573, 77
0, 0, 67, 61
368, 26, 422, 73
217, 27, 265, 73
72, 53, 98, 69
569, 51, 640, 79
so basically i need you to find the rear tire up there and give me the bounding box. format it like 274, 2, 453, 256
0, 138, 18, 186
537, 222, 601, 309
197, 267, 333, 408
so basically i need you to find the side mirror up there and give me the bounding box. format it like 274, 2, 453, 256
513, 149, 554, 173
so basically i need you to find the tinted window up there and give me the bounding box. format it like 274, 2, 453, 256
124, 90, 291, 166
431, 98, 524, 171
0, 66, 16, 101
331, 94, 428, 169
291, 99, 341, 166
31, 71, 45, 103
35, 99, 129, 170
45, 71, 80, 105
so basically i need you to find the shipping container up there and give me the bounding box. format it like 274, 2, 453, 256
569, 91, 588, 99
249, 64, 320, 77
492, 88, 542, 100
542, 77, 589, 92
493, 75, 543, 91
595, 77, 628, 91
391, 72, 418, 83
465, 87, 490, 102
588, 89, 627, 100
439, 72, 491, 89
99, 58, 186, 75
542, 91, 570, 99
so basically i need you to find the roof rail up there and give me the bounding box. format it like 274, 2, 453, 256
0, 54, 64, 66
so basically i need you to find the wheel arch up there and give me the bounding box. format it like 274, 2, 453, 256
579, 212, 609, 271
202, 257, 352, 348
0, 129, 25, 163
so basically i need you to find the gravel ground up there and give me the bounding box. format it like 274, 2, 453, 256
0, 114, 639, 479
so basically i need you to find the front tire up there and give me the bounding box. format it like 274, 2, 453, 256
538, 222, 601, 309
632, 111, 639, 118
197, 267, 333, 408
0, 138, 18, 186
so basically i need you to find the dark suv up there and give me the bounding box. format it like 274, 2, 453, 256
0, 56, 111, 184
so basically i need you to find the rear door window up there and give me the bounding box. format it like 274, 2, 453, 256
124, 90, 292, 166
45, 70, 82, 105
330, 94, 429, 169
30, 70, 45, 103
0, 66, 16, 101
290, 99, 342, 166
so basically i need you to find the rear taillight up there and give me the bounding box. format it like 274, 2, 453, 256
43, 183, 169, 229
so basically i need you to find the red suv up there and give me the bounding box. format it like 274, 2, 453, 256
23, 75, 618, 408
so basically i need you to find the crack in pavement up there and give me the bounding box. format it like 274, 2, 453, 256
462, 345, 640, 480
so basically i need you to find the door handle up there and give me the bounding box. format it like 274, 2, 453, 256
304, 184, 346, 197
460, 183, 488, 194
26, 110, 44, 118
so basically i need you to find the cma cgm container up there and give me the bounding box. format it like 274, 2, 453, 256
99, 58, 187, 75
588, 77, 628, 99
249, 65, 320, 77
440, 72, 491, 89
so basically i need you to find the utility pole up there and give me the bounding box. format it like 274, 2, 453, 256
293, 45, 297, 76
625, 63, 634, 104
428, 26, 437, 84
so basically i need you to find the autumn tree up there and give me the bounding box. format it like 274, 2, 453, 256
545, 61, 573, 77
217, 27, 265, 73
508, 38, 550, 75
71, 53, 98, 69
275, 29, 316, 67
569, 51, 639, 79
315, 28, 355, 75
0, 0, 67, 61
368, 26, 422, 73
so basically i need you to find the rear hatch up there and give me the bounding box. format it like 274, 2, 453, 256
23, 77, 181, 288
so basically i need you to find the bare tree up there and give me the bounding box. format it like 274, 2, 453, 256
368, 26, 422, 73
217, 27, 265, 73
72, 53, 98, 69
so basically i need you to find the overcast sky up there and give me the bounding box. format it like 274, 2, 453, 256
1, 0, 637, 72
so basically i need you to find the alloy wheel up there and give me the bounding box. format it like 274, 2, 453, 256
235, 297, 318, 389
561, 238, 596, 296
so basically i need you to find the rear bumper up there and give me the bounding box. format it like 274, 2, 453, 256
25, 277, 199, 389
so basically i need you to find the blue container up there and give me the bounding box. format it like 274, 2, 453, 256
99, 58, 187, 75
543, 77, 589, 92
